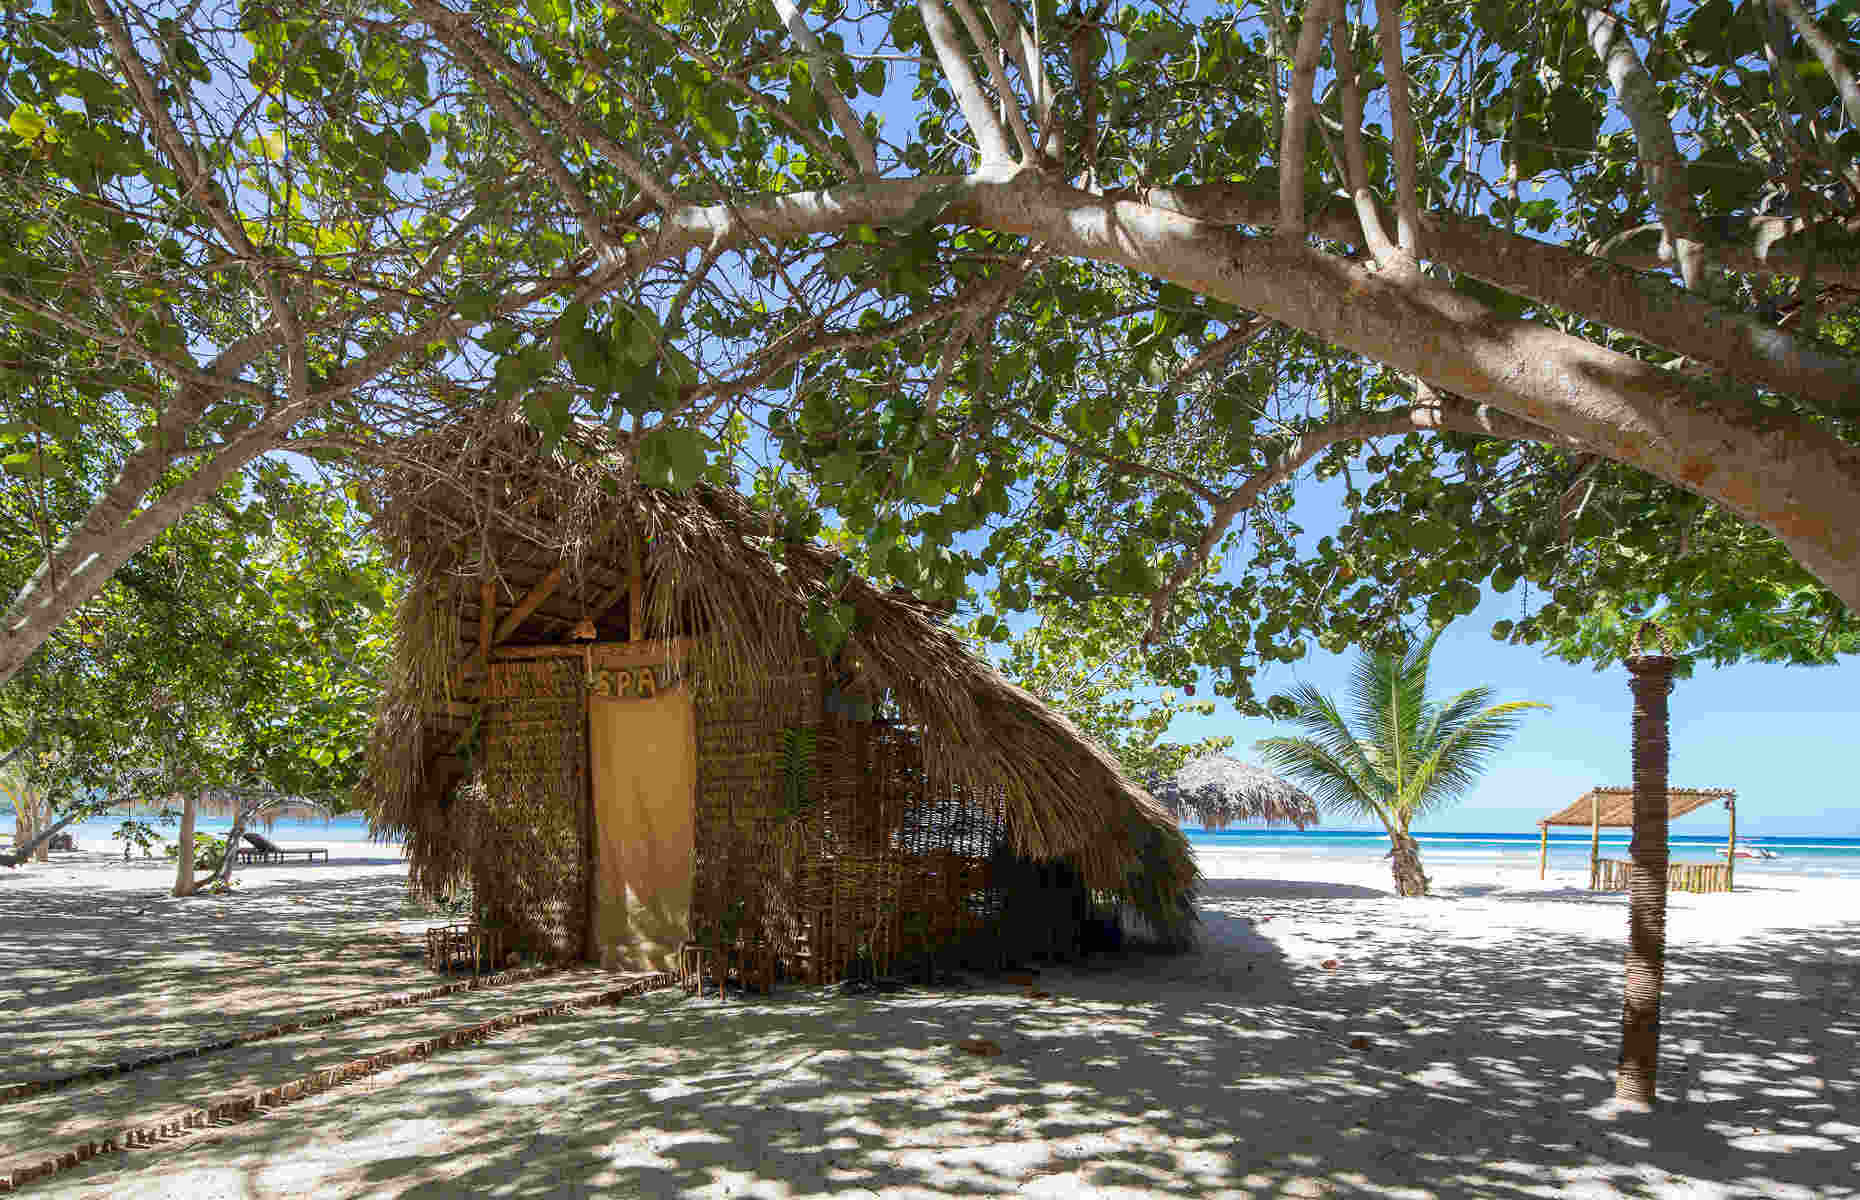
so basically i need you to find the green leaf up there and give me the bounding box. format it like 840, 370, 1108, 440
636, 426, 710, 491
7, 105, 51, 143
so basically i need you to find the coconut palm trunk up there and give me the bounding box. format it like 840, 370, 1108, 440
1386, 828, 1430, 897
1617, 649, 1676, 1107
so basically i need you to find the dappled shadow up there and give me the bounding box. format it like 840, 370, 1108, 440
37, 884, 1860, 1199
0, 856, 432, 1085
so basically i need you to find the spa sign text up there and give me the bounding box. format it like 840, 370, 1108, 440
590, 662, 682, 699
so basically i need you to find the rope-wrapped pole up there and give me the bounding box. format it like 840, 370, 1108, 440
1618, 625, 1676, 1108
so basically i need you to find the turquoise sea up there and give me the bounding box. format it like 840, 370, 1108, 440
2, 812, 395, 857
1184, 827, 1860, 878
8, 814, 1860, 878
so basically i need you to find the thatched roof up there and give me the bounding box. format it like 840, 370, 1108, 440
359, 413, 1196, 922
1539, 786, 1736, 827
1150, 755, 1320, 831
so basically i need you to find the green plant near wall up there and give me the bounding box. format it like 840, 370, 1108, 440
779, 726, 817, 821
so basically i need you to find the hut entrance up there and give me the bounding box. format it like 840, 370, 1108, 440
590, 683, 698, 971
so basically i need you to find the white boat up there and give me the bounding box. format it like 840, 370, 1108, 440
1716, 842, 1779, 860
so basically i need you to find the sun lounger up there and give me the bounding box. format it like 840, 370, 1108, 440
236, 832, 329, 865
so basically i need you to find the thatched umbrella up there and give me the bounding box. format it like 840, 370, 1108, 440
1150, 754, 1319, 831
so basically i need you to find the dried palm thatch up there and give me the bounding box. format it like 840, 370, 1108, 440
1150, 755, 1320, 831
360, 411, 1198, 942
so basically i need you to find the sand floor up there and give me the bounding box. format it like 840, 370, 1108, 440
4, 848, 1857, 1198
0, 848, 437, 1082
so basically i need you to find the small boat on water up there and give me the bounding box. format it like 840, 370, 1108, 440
1717, 842, 1780, 860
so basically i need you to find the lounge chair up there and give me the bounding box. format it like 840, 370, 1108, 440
237, 832, 329, 866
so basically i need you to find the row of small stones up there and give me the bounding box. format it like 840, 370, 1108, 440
0, 963, 567, 1107
0, 972, 673, 1195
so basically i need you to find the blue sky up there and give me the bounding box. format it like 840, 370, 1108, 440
1156, 583, 1860, 837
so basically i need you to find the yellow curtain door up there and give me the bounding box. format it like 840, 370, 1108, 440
589, 686, 697, 972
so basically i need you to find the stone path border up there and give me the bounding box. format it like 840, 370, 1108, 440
0, 963, 570, 1107
0, 972, 671, 1194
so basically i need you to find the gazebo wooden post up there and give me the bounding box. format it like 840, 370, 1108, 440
1725, 796, 1736, 893
1589, 793, 1602, 890
1538, 822, 1548, 880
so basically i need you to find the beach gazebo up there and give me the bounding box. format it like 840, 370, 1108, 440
1536, 786, 1739, 893
362, 415, 1199, 985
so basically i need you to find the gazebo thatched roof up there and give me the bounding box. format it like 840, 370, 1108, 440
359, 413, 1197, 925
1539, 786, 1737, 828
1150, 755, 1320, 831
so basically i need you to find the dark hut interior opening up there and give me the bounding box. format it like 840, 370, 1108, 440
365, 418, 1199, 988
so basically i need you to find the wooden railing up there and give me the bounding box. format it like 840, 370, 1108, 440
1593, 858, 1732, 894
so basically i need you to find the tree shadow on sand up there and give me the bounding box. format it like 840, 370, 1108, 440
0, 866, 433, 1083
42, 887, 1860, 1200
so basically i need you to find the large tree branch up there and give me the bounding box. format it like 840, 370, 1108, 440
1141, 179, 1860, 419
986, 0, 1061, 158
1329, 9, 1400, 264
10, 169, 1860, 686
571, 175, 1859, 615
1279, 0, 1335, 236
1771, 0, 1860, 131
1375, 0, 1423, 258
918, 0, 1018, 164
771, 0, 881, 176
1586, 5, 1709, 289
949, 0, 1039, 161
1143, 398, 1584, 641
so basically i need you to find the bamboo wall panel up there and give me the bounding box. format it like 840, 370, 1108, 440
471, 659, 588, 960
1594, 857, 1731, 894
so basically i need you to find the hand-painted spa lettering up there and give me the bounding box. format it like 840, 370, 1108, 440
590, 663, 681, 699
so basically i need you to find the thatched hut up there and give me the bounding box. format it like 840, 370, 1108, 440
362, 417, 1198, 983
1150, 754, 1321, 831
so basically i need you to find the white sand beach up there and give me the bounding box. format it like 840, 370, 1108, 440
3, 845, 1856, 1198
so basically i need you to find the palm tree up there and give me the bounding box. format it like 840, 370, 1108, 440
1254, 627, 1549, 897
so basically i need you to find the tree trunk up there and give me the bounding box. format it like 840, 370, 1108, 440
1387, 829, 1430, 897
0, 810, 79, 867
210, 802, 254, 889
1618, 650, 1677, 1108
172, 792, 198, 898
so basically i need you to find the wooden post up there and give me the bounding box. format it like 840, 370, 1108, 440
1539, 822, 1549, 880
627, 546, 644, 644
1589, 792, 1602, 890
1725, 796, 1736, 893
478, 573, 496, 673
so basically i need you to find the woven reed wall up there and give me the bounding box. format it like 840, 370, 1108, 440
689, 665, 820, 977
470, 659, 589, 960
690, 667, 1015, 984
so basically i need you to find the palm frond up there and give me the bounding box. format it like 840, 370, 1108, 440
1404, 700, 1554, 818
1253, 735, 1391, 826
1347, 626, 1442, 797
1411, 684, 1500, 764
1279, 683, 1383, 786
